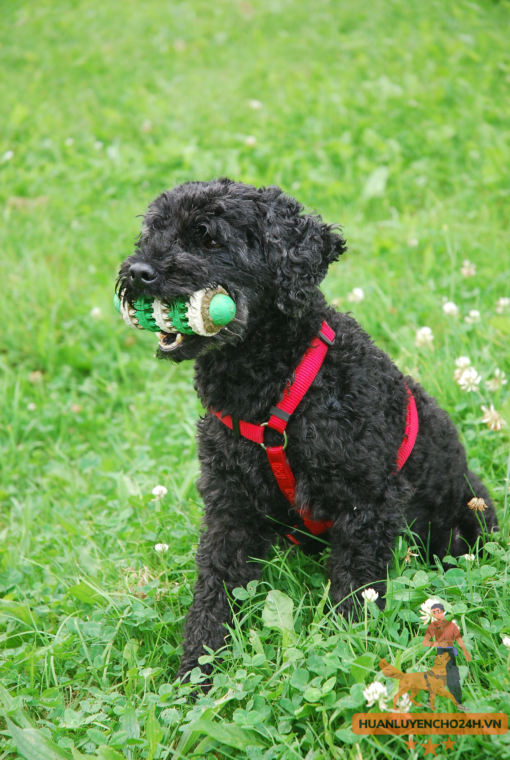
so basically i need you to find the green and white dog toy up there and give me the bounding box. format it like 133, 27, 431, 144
113, 286, 236, 338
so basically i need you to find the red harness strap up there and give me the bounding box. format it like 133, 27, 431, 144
212, 320, 419, 540
213, 321, 335, 536
396, 386, 419, 471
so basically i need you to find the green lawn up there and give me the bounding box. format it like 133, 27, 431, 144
1, 0, 510, 757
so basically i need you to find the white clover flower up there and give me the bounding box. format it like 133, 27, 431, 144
155, 543, 169, 553
502, 636, 510, 649
347, 287, 365, 303
415, 326, 434, 347
248, 99, 263, 110
90, 306, 102, 318
407, 237, 419, 247
457, 366, 481, 392
362, 588, 379, 603
152, 485, 168, 498
495, 297, 510, 314
363, 681, 388, 709
244, 135, 257, 147
396, 693, 412, 713
27, 402, 37, 412
460, 259, 476, 277
481, 404, 506, 432
419, 598, 443, 625
486, 369, 508, 392
65, 137, 74, 146
465, 309, 481, 324
442, 301, 459, 317
453, 356, 471, 382
463, 553, 475, 561
2, 150, 14, 162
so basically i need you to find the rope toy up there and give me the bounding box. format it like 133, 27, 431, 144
113, 287, 236, 337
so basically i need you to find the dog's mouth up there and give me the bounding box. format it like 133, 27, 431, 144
157, 331, 187, 353
113, 286, 236, 357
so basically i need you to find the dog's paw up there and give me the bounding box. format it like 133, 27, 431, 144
186, 681, 213, 701
333, 588, 386, 622
334, 598, 359, 622
177, 661, 213, 699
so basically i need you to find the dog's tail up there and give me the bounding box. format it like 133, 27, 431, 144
379, 658, 404, 680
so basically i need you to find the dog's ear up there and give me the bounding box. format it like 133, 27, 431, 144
259, 187, 346, 316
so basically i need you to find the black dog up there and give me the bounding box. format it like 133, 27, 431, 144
117, 178, 498, 680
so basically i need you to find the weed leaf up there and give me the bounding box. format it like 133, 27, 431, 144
6, 718, 72, 760
261, 590, 294, 632
187, 719, 265, 750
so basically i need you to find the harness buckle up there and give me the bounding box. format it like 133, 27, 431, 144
260, 422, 288, 451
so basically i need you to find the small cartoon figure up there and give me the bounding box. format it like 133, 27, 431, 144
422, 602, 471, 711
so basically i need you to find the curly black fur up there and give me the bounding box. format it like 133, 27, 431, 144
117, 178, 498, 681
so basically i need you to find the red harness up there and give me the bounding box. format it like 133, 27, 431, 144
212, 320, 418, 541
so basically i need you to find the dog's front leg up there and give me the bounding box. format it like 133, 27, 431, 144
177, 517, 273, 681
328, 505, 400, 618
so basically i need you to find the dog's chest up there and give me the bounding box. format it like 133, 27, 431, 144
196, 409, 355, 529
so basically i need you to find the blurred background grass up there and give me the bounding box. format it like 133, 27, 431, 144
1, 0, 510, 758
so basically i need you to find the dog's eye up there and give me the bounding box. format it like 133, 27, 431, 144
203, 235, 222, 250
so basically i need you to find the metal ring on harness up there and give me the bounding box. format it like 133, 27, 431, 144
259, 423, 288, 451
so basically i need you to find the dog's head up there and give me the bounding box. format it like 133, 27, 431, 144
433, 653, 451, 667
116, 178, 346, 362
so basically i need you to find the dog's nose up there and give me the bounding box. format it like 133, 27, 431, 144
128, 262, 158, 286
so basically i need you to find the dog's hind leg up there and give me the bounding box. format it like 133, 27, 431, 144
409, 684, 422, 707
177, 517, 274, 682
448, 471, 498, 558
393, 686, 407, 710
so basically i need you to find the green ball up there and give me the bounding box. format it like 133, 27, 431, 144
209, 294, 236, 326
113, 292, 121, 313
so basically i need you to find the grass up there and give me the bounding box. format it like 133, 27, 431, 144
1, 0, 510, 757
